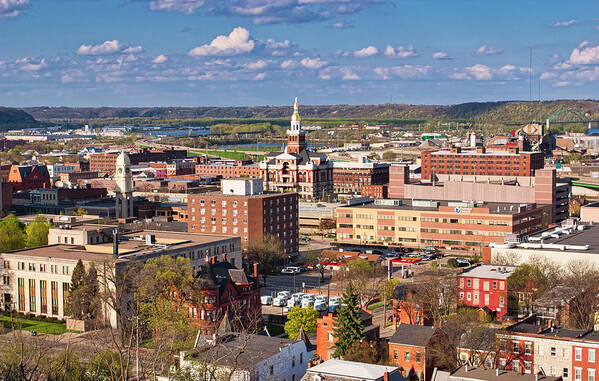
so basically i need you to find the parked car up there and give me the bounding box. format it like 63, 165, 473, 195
301, 298, 315, 308
314, 300, 328, 312
273, 297, 288, 307
286, 298, 299, 308
301, 237, 312, 242
329, 296, 342, 304
261, 295, 273, 305
291, 292, 305, 301
297, 264, 310, 272
455, 258, 471, 267
315, 295, 328, 303
281, 267, 301, 275
277, 291, 291, 299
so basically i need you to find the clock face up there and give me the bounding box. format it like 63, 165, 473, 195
125, 168, 130, 174
117, 168, 123, 174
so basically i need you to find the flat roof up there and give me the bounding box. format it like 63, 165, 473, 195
341, 199, 535, 215
306, 359, 399, 380
449, 366, 560, 381
528, 224, 599, 252
459, 265, 516, 280
190, 191, 296, 199
2, 245, 113, 262
430, 150, 537, 156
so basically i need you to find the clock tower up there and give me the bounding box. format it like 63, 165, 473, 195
114, 151, 133, 218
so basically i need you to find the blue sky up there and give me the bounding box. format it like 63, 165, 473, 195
1, 0, 599, 107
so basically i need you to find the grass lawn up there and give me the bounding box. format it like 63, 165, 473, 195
0, 315, 68, 335
264, 323, 286, 337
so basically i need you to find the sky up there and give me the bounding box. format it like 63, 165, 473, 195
1, 0, 599, 107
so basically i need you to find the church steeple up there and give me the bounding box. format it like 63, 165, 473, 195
287, 97, 306, 154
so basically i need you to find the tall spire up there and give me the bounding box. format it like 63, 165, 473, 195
287, 96, 306, 154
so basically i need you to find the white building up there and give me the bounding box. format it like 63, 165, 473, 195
301, 359, 402, 381
47, 163, 76, 179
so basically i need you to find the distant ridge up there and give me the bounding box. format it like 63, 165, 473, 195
0, 107, 40, 131
21, 99, 599, 125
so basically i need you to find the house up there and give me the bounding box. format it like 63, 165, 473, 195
391, 283, 433, 326
190, 261, 262, 336
458, 265, 516, 318
316, 309, 380, 361
179, 330, 311, 381
7, 164, 51, 191
388, 324, 447, 381
302, 359, 402, 381
432, 365, 562, 381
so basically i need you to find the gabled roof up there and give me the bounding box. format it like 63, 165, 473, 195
296, 326, 316, 352
194, 261, 258, 295
388, 324, 436, 347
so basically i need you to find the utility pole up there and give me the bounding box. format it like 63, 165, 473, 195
136, 316, 140, 380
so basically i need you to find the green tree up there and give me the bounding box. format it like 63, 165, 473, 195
243, 234, 286, 286
47, 348, 89, 381
333, 282, 364, 358
25, 216, 51, 247
382, 151, 398, 161
378, 278, 400, 327
284, 306, 320, 339
0, 214, 26, 252
318, 218, 336, 238
507, 263, 548, 315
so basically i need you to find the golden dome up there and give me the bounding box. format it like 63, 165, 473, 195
291, 97, 301, 122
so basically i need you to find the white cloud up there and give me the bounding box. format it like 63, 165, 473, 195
76, 40, 136, 56
353, 46, 378, 58
254, 72, 266, 81
245, 60, 268, 70
497, 64, 516, 74
465, 64, 493, 80
189, 27, 255, 57
152, 54, 168, 64
264, 38, 290, 49
560, 66, 599, 83
281, 60, 296, 69
474, 45, 502, 56
554, 19, 576, 27
0, 0, 29, 18
300, 57, 327, 69
540, 72, 556, 80
374, 65, 431, 80
123, 45, 143, 53
554, 81, 571, 87
384, 45, 417, 58
340, 67, 360, 80
149, 0, 206, 14
450, 72, 469, 80
18, 58, 47, 71
569, 43, 599, 64
432, 51, 450, 60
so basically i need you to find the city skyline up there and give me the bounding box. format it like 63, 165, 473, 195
1, 0, 599, 107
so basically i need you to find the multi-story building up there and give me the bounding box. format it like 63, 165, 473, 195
421, 146, 545, 180
458, 265, 516, 318
361, 184, 388, 199
335, 199, 551, 253
7, 164, 51, 191
195, 160, 261, 179
25, 187, 108, 214
316, 309, 379, 361
388, 324, 442, 381
188, 178, 299, 255
0, 228, 242, 327
259, 98, 334, 201
332, 159, 389, 199
89, 148, 187, 174
389, 166, 568, 223
191, 260, 261, 336
47, 163, 76, 180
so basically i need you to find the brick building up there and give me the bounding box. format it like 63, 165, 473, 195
89, 148, 187, 174
190, 261, 261, 336
458, 265, 516, 318
316, 309, 379, 361
7, 164, 51, 191
388, 324, 444, 381
388, 166, 568, 223
335, 199, 551, 253
333, 159, 389, 199
188, 178, 299, 255
195, 160, 261, 179
361, 184, 388, 199
421, 147, 545, 181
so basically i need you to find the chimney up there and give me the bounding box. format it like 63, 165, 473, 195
253, 263, 260, 285
222, 253, 227, 262
112, 228, 119, 258
465, 365, 468, 373
496, 368, 499, 377
535, 374, 539, 381
383, 372, 389, 381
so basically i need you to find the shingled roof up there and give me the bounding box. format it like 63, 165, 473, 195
388, 324, 436, 347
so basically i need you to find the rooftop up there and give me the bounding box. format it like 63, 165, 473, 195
430, 150, 537, 156
305, 359, 400, 381
341, 198, 536, 215
388, 324, 436, 347
458, 265, 516, 280
442, 366, 561, 381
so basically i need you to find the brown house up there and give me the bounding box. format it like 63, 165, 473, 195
7, 164, 51, 191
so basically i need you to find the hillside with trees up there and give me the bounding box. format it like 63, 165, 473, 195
0, 107, 40, 130
22, 99, 599, 125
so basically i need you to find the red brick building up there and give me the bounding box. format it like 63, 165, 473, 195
7, 164, 51, 191
388, 324, 444, 381
316, 309, 379, 361
458, 265, 516, 318
333, 159, 389, 198
420, 147, 545, 181
189, 260, 261, 336
89, 148, 187, 174
194, 162, 261, 179
188, 178, 299, 255
361, 184, 388, 199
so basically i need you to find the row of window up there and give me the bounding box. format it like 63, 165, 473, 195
5, 261, 70, 275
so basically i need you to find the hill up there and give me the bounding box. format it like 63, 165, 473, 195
0, 107, 40, 131
22, 99, 599, 125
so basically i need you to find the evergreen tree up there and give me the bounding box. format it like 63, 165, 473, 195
66, 260, 87, 319
82, 264, 99, 320
332, 281, 364, 358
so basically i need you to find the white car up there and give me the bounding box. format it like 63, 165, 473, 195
329, 296, 342, 304
277, 291, 291, 299
291, 292, 305, 301
315, 295, 328, 303
261, 295, 273, 305
273, 296, 288, 307
328, 302, 340, 313
314, 300, 328, 312
287, 298, 299, 308
281, 267, 301, 275
301, 298, 315, 308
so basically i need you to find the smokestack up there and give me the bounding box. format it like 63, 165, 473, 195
384, 372, 389, 381
112, 228, 119, 258
222, 253, 227, 262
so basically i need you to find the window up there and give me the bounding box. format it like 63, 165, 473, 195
575, 348, 582, 361
551, 347, 556, 356
416, 352, 422, 363
525, 342, 531, 355
564, 368, 569, 379
269, 365, 273, 375
538, 345, 544, 356
524, 361, 531, 374
513, 361, 519, 374
404, 351, 410, 362
393, 350, 398, 360
499, 358, 506, 370
590, 349, 596, 363
574, 367, 581, 381
300, 353, 303, 364
512, 341, 519, 354
589, 369, 595, 381
292, 356, 295, 368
